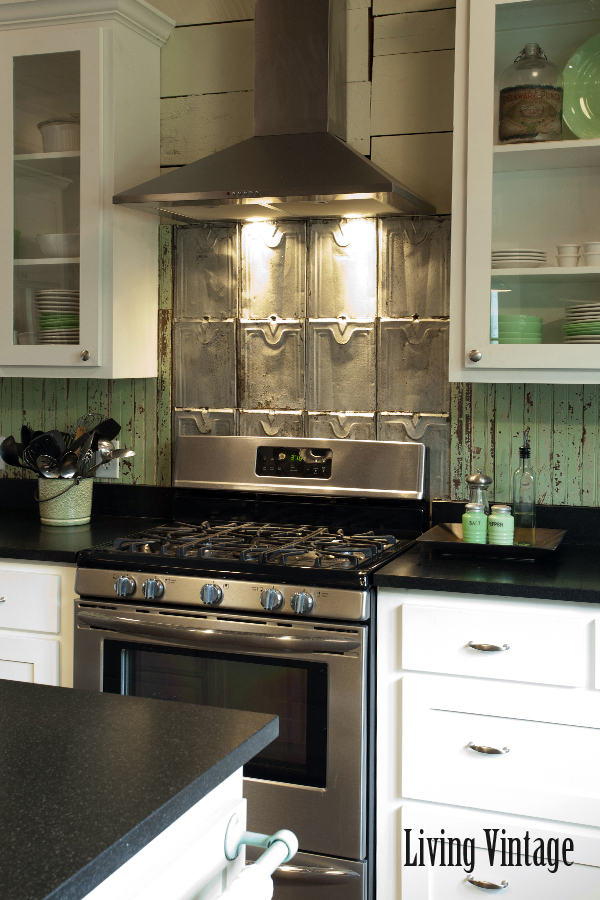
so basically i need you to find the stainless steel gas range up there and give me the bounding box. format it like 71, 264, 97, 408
73, 437, 426, 900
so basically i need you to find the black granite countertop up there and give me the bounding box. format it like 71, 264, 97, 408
0, 680, 277, 900
374, 543, 600, 603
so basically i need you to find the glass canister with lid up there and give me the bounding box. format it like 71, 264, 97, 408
487, 504, 515, 545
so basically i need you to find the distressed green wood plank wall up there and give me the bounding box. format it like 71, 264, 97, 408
450, 382, 600, 507
0, 227, 173, 486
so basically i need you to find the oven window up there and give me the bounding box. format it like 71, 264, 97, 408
103, 641, 328, 788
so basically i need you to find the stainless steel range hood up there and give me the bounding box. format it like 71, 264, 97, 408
113, 0, 434, 222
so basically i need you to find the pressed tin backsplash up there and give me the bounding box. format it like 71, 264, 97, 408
173, 216, 452, 499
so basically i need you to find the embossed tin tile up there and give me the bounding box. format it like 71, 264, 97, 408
241, 221, 306, 318
174, 320, 236, 409
173, 408, 237, 436
378, 412, 450, 499
307, 318, 376, 412
378, 318, 449, 414
175, 224, 238, 319
239, 410, 305, 438
238, 318, 305, 410
378, 217, 450, 317
309, 218, 377, 318
307, 412, 376, 440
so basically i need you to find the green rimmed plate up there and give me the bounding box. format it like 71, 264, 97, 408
564, 32, 600, 139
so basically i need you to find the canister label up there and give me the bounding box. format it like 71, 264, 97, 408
499, 86, 562, 141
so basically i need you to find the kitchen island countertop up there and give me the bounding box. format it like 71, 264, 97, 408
0, 680, 278, 900
374, 543, 600, 604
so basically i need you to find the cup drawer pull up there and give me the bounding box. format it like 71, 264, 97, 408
468, 742, 510, 755
467, 876, 508, 890
467, 641, 510, 652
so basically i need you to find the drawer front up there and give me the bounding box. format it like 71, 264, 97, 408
403, 690, 600, 826
0, 571, 59, 633
0, 635, 59, 685
402, 604, 586, 686
400, 800, 600, 900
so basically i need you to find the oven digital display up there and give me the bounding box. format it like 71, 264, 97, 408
256, 446, 332, 479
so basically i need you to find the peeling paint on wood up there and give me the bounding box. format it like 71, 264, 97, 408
451, 382, 600, 507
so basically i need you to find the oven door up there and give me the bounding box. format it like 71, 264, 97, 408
73, 601, 367, 862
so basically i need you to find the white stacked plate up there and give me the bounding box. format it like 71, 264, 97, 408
492, 249, 546, 269
34, 290, 79, 344
563, 302, 600, 342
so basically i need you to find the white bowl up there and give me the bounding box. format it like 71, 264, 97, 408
581, 253, 600, 266
556, 255, 579, 267
557, 244, 580, 254
36, 233, 80, 258
37, 117, 80, 152
582, 242, 600, 253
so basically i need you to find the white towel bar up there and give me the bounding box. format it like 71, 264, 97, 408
220, 815, 299, 900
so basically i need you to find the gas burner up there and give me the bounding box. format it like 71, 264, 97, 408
110, 521, 398, 571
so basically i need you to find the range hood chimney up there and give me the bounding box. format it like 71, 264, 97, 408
113, 0, 434, 221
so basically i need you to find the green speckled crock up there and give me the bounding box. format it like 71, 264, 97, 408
38, 477, 93, 526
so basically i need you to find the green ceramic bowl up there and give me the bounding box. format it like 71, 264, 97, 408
498, 329, 543, 337
497, 315, 543, 324
498, 336, 543, 344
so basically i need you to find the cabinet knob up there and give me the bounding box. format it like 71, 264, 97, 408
467, 876, 508, 891
80, 350, 90, 361
468, 350, 482, 362
467, 641, 510, 652
468, 742, 509, 755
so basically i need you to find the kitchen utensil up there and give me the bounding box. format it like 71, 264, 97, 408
563, 34, 600, 139
79, 448, 135, 479
29, 430, 65, 461
91, 418, 121, 450
0, 437, 32, 472
97, 440, 114, 461
36, 233, 80, 258
58, 453, 79, 479
36, 455, 60, 478
20, 425, 33, 450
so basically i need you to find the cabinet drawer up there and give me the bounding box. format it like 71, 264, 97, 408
0, 571, 59, 633
401, 800, 600, 900
403, 679, 600, 827
0, 635, 58, 685
402, 604, 586, 686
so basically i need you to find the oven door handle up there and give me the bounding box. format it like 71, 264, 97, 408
76, 612, 361, 654
271, 864, 361, 884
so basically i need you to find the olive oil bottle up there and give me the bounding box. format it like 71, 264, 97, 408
512, 427, 537, 546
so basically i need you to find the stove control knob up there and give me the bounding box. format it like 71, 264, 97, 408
290, 591, 314, 615
114, 575, 136, 598
142, 578, 164, 600
200, 584, 223, 606
260, 589, 284, 611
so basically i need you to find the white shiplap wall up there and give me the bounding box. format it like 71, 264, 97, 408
152, 0, 455, 212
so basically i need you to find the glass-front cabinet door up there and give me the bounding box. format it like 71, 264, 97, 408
450, 0, 600, 383
0, 28, 101, 369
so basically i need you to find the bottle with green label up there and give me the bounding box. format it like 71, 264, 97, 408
462, 503, 488, 544
487, 504, 515, 545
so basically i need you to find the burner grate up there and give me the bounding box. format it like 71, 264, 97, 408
110, 521, 398, 570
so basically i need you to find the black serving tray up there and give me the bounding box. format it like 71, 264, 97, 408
416, 523, 567, 559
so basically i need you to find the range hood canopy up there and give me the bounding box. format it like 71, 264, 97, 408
113, 0, 434, 222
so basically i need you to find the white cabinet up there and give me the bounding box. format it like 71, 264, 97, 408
0, 559, 76, 686
377, 588, 600, 899
82, 770, 247, 900
0, 0, 174, 378
450, 0, 600, 383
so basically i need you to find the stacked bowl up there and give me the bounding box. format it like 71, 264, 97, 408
497, 315, 543, 344
492, 249, 546, 269
563, 302, 600, 343
34, 290, 80, 344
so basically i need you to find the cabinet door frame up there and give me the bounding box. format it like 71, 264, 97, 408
449, 0, 600, 382
0, 25, 102, 369
0, 633, 59, 684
